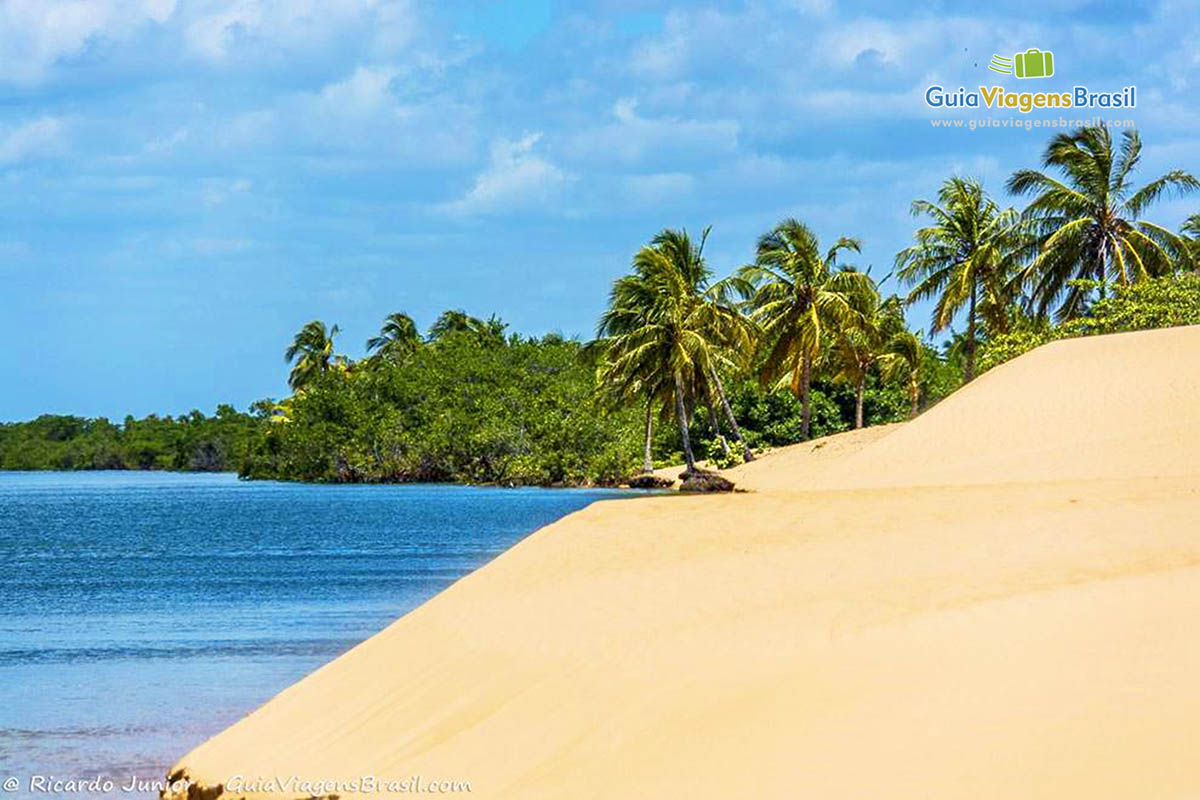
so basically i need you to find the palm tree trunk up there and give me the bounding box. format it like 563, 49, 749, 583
854, 377, 865, 429
673, 371, 697, 473
707, 366, 753, 462
965, 281, 977, 383
704, 391, 731, 459
641, 394, 654, 474
909, 378, 919, 420
800, 353, 813, 441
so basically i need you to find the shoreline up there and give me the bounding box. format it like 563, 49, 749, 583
164, 327, 1200, 800
1, 474, 627, 799
0, 466, 664, 491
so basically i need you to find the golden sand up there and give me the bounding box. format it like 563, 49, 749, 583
166, 327, 1200, 799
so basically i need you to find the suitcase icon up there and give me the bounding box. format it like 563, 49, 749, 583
1014, 48, 1054, 79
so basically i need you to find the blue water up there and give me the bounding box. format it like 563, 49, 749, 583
0, 472, 632, 796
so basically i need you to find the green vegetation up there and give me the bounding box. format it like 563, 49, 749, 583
285, 320, 346, 391
977, 274, 1200, 373
594, 227, 753, 474
735, 219, 871, 441
242, 330, 641, 485
0, 406, 264, 471
877, 327, 926, 420
3, 124, 1197, 485
365, 312, 421, 364
1008, 126, 1198, 318
827, 287, 907, 430
896, 176, 1020, 382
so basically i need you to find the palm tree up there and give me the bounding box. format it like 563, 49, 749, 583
663, 232, 758, 464
597, 246, 698, 472
827, 287, 906, 428
590, 280, 672, 475
657, 228, 757, 463
698, 375, 731, 459
365, 312, 420, 362
428, 310, 508, 344
878, 328, 926, 420
285, 320, 341, 390
596, 363, 672, 476
1183, 213, 1200, 269
1184, 214, 1200, 238
738, 218, 871, 440
1007, 125, 1199, 319
895, 177, 1019, 383
597, 228, 751, 474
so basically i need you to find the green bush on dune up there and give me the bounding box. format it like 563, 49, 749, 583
978, 275, 1200, 373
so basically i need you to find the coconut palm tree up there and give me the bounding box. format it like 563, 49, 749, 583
285, 320, 341, 390
878, 328, 926, 420
1007, 125, 1198, 319
1183, 213, 1200, 268
738, 218, 872, 441
597, 228, 751, 474
593, 272, 673, 475
365, 312, 420, 363
699, 376, 732, 460
674, 233, 758, 464
597, 250, 699, 472
895, 177, 1019, 383
428, 310, 507, 344
827, 287, 906, 429
1184, 214, 1200, 238
604, 367, 673, 476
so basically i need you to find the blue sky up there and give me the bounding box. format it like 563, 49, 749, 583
2, 0, 1198, 420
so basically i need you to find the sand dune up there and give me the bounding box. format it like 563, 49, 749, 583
166, 326, 1200, 800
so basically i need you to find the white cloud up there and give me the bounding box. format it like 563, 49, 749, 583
180, 0, 415, 63
182, 0, 259, 60
217, 109, 276, 148
627, 7, 741, 81
0, 0, 174, 84
565, 98, 739, 167
0, 0, 416, 82
441, 132, 571, 216
314, 66, 398, 116
207, 63, 477, 167
807, 16, 1037, 75
0, 117, 67, 164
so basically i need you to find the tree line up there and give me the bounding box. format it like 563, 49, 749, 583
589, 124, 1199, 476
4, 125, 1198, 483
0, 406, 264, 472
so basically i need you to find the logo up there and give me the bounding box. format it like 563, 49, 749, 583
989, 48, 1055, 79
923, 46, 1136, 116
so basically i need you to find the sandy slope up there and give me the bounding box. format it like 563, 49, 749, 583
648, 423, 899, 490
166, 327, 1200, 800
